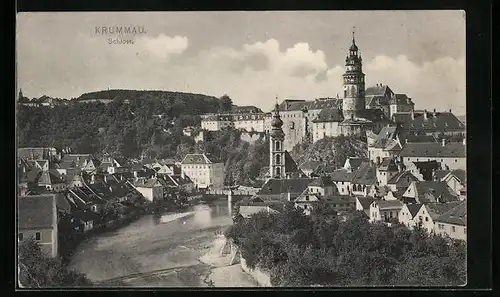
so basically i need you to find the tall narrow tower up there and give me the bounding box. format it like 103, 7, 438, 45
342, 28, 366, 119
269, 102, 286, 179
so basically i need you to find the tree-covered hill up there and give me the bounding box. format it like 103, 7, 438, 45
16, 90, 233, 158
290, 135, 368, 169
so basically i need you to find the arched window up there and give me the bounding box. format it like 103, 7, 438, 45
275, 141, 281, 150
276, 154, 281, 165
276, 167, 281, 177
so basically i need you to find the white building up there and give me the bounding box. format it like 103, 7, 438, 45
412, 202, 462, 234
201, 115, 234, 131
133, 177, 164, 202
369, 199, 404, 223
180, 154, 224, 190
434, 202, 466, 241
399, 139, 466, 171
398, 203, 423, 229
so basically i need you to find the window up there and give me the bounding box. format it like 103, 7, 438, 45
18, 233, 23, 241
464, 228, 467, 234
419, 216, 422, 221
425, 217, 429, 222
35, 232, 41, 241
451, 226, 456, 232
438, 224, 444, 229
305, 196, 310, 201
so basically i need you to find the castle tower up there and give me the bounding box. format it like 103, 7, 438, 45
18, 88, 23, 100
342, 28, 366, 119
269, 102, 286, 179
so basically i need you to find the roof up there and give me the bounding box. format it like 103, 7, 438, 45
258, 178, 313, 195
378, 158, 399, 172
388, 171, 420, 188
18, 147, 57, 160
398, 111, 465, 132
356, 197, 375, 210
134, 177, 162, 188
346, 157, 365, 171
38, 170, 65, 185
239, 205, 280, 218
433, 170, 451, 181
399, 142, 466, 158
311, 108, 344, 123
448, 169, 466, 184
371, 126, 399, 148
330, 168, 354, 182
18, 195, 56, 229
413, 181, 459, 203
351, 162, 377, 185
389, 93, 414, 105
181, 154, 213, 165
424, 201, 463, 220
359, 109, 391, 123
434, 202, 466, 226
278, 98, 341, 112
365, 85, 394, 97
299, 160, 322, 171
324, 195, 356, 204
365, 95, 390, 108
404, 135, 438, 143
372, 199, 404, 210
308, 176, 335, 187
406, 203, 423, 217
284, 151, 302, 175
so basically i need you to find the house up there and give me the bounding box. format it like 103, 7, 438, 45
311, 107, 345, 143
412, 202, 462, 234
25, 168, 67, 192
323, 195, 356, 213
329, 157, 366, 195
393, 109, 465, 137
180, 154, 225, 190
367, 125, 403, 164
255, 178, 313, 202
107, 158, 130, 174
307, 176, 337, 197
398, 203, 423, 229
434, 202, 467, 241
350, 161, 377, 197
402, 181, 459, 204
376, 157, 400, 186
18, 195, 58, 258
441, 169, 466, 197
132, 177, 164, 202
386, 170, 422, 192
71, 210, 102, 233
405, 160, 440, 181
399, 139, 466, 171
201, 114, 235, 131
355, 196, 375, 217
18, 147, 59, 161
369, 199, 404, 223
165, 174, 195, 193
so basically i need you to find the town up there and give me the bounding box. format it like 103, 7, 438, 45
17, 31, 466, 287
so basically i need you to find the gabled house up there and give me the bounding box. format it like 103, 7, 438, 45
329, 157, 366, 195
350, 161, 377, 197
355, 196, 375, 217
367, 125, 403, 164
132, 177, 164, 202
399, 140, 466, 171
18, 194, 58, 258
180, 154, 225, 190
386, 170, 422, 192
369, 199, 404, 223
441, 169, 466, 197
401, 181, 459, 204
434, 202, 466, 241
412, 201, 462, 234
299, 160, 322, 178
107, 158, 130, 174
376, 157, 400, 186
256, 178, 313, 203
398, 203, 423, 229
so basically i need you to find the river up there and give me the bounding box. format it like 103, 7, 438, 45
69, 200, 242, 287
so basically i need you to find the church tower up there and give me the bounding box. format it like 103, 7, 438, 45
269, 102, 286, 179
342, 29, 366, 119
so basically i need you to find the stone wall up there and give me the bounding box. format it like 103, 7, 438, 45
240, 257, 273, 287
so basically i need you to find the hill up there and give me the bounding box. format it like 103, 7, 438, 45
290, 135, 368, 169
17, 90, 233, 159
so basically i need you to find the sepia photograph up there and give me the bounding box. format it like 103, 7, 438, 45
16, 11, 467, 288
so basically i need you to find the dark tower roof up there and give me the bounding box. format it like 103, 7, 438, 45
270, 102, 285, 138
350, 29, 358, 51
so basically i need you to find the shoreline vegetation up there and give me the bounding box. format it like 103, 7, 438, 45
225, 203, 466, 287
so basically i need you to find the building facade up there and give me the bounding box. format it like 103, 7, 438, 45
180, 154, 224, 190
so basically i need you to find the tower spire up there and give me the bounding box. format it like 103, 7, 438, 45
352, 26, 356, 44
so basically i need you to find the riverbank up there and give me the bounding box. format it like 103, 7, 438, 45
198, 235, 259, 287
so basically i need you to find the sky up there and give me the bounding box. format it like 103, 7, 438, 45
16, 11, 466, 114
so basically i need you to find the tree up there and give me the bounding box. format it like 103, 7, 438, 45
219, 94, 233, 112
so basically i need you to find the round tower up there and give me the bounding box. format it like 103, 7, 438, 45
269, 101, 286, 179
342, 29, 366, 119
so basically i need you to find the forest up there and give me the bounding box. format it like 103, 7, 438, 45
225, 204, 467, 287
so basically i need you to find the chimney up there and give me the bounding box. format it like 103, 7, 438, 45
405, 138, 408, 144
104, 175, 107, 183
442, 138, 446, 147
90, 174, 95, 184
411, 109, 415, 120
109, 186, 113, 193
397, 162, 402, 173
423, 110, 428, 120
462, 137, 466, 145
134, 171, 138, 178
433, 109, 436, 117
287, 192, 292, 201
449, 109, 452, 113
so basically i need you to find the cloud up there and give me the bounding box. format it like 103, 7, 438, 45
137, 34, 188, 60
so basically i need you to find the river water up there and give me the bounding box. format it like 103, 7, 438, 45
69, 200, 234, 287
